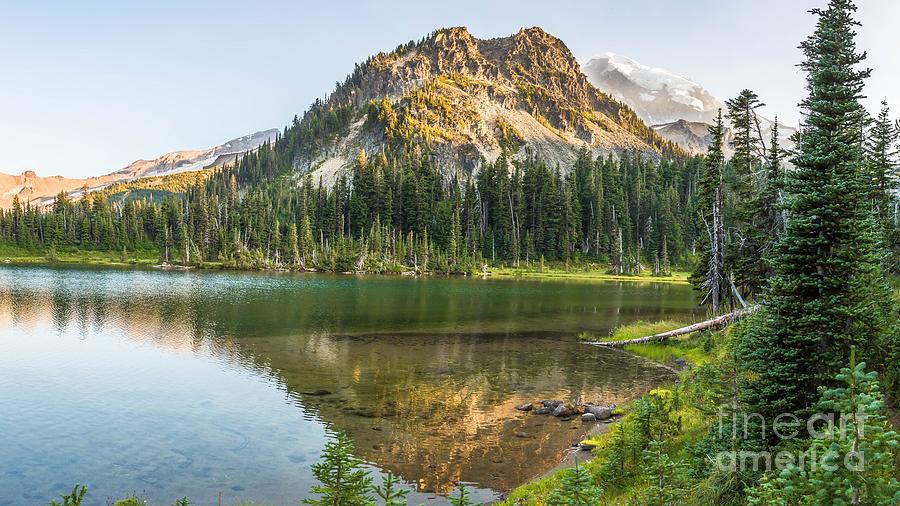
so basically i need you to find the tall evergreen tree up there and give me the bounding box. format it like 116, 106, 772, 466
726, 89, 770, 296
738, 0, 895, 421
864, 99, 899, 273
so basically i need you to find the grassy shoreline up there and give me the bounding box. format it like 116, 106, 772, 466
0, 245, 159, 268
490, 265, 690, 283
0, 245, 691, 283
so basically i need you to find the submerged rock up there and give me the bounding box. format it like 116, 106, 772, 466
302, 389, 332, 396
581, 413, 597, 422
541, 399, 564, 409
515, 403, 533, 412
533, 406, 553, 415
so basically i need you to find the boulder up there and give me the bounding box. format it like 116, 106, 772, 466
552, 404, 575, 417
515, 403, 533, 412
583, 404, 614, 420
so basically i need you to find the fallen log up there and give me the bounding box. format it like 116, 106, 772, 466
583, 306, 758, 347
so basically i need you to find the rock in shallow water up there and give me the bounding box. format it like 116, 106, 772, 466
583, 404, 615, 420
533, 406, 553, 415
581, 413, 597, 422
515, 403, 533, 411
552, 404, 575, 417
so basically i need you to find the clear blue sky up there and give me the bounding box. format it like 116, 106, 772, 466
2, 0, 897, 178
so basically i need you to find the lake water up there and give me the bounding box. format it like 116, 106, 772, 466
0, 265, 696, 505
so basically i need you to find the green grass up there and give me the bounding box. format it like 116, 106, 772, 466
579, 319, 714, 367
491, 264, 690, 284
603, 320, 689, 342
0, 244, 158, 267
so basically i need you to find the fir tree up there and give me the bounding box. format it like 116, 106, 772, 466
303, 432, 374, 506
746, 350, 900, 505
690, 110, 734, 311
640, 440, 686, 506
448, 483, 478, 506
864, 99, 899, 273
726, 89, 770, 296
372, 472, 409, 506
737, 0, 895, 422
548, 459, 603, 506
50, 485, 87, 506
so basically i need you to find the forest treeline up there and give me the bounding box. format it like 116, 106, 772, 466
1, 92, 895, 294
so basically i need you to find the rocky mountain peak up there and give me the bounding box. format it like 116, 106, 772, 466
297, 27, 679, 185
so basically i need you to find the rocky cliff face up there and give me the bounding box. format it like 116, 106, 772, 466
295, 27, 681, 186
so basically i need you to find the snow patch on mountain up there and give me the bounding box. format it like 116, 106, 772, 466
583, 52, 795, 154
583, 52, 721, 125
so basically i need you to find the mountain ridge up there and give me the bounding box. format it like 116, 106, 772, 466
0, 129, 278, 208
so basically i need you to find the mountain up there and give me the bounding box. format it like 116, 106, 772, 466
0, 129, 277, 208
583, 52, 795, 154
293, 27, 682, 186
650, 119, 727, 155
582, 53, 720, 126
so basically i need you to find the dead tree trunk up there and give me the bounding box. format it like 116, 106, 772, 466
583, 306, 757, 347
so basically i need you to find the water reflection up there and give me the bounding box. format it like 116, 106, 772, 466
0, 266, 696, 503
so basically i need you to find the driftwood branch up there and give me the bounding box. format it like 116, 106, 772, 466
583, 306, 758, 347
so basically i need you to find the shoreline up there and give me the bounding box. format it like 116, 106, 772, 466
0, 256, 690, 284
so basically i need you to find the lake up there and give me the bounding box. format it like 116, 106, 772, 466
0, 265, 697, 505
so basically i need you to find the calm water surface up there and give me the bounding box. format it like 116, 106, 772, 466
0, 265, 696, 505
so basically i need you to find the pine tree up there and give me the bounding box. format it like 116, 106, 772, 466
548, 459, 603, 506
640, 440, 686, 506
303, 432, 374, 506
448, 484, 478, 506
738, 0, 895, 421
726, 89, 770, 296
864, 99, 899, 273
372, 472, 409, 506
747, 350, 900, 505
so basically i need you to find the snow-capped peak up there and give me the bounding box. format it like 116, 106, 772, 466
583, 52, 723, 125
